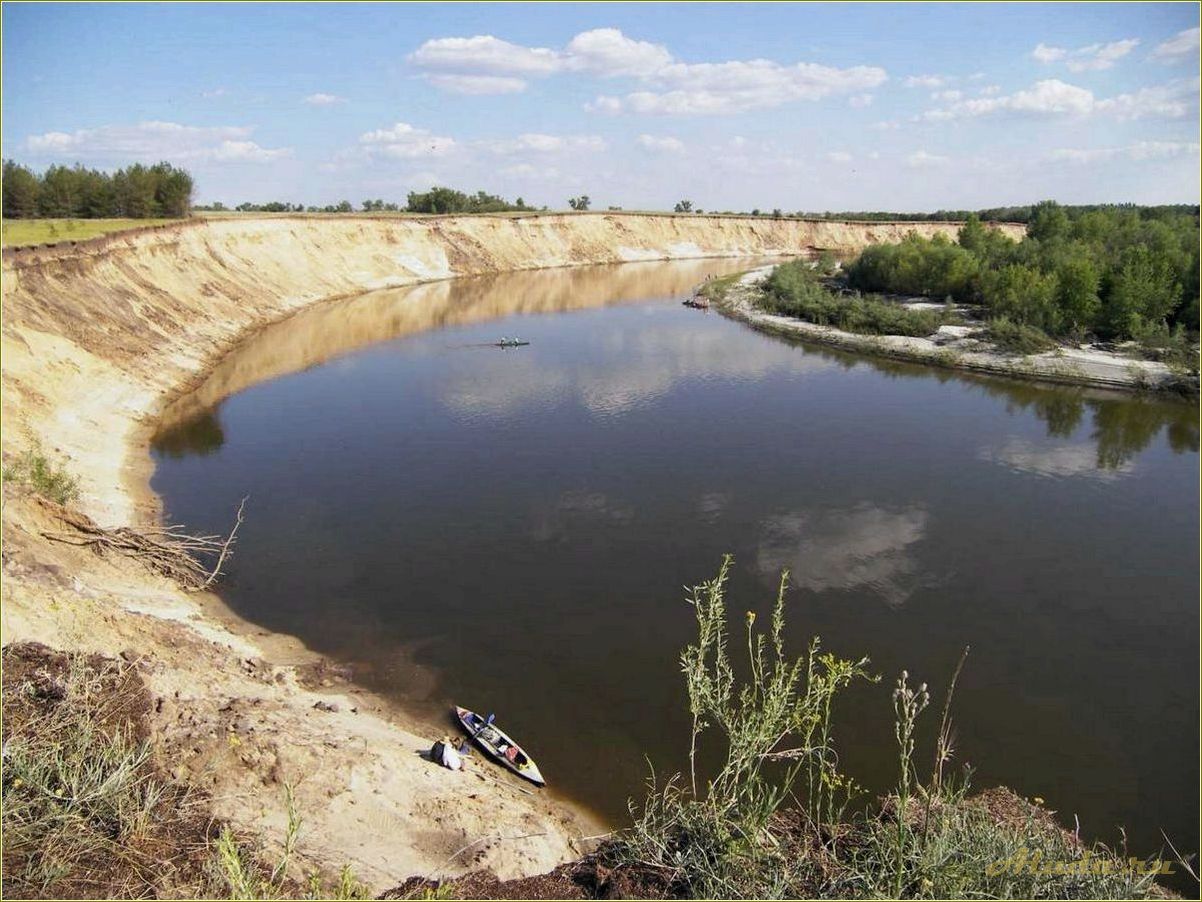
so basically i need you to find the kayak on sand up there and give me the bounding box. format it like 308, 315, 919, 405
453, 705, 546, 786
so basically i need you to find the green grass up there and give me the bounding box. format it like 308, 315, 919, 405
696, 271, 745, 306
1, 218, 181, 248
3, 446, 80, 505
607, 558, 1181, 899
759, 260, 956, 338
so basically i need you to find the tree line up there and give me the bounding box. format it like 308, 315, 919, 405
3, 160, 193, 219
844, 200, 1199, 343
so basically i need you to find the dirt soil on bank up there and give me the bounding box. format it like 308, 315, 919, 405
0, 213, 1024, 893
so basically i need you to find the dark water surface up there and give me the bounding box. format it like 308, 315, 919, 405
152, 259, 1199, 865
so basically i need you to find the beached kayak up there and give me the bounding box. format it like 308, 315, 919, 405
453, 705, 546, 786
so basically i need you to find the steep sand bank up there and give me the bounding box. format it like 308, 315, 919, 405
1, 213, 1022, 889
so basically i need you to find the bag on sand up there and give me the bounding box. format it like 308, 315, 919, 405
430, 739, 461, 771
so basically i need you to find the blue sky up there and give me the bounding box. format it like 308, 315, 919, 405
3, 2, 1199, 210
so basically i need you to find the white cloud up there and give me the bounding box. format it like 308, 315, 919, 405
563, 28, 673, 77
871, 119, 901, 130
413, 27, 886, 114
826, 150, 853, 163
1095, 77, 1200, 120
481, 133, 605, 154
409, 34, 561, 76
978, 84, 1002, 96
1049, 140, 1201, 164
1032, 38, 1139, 72
212, 140, 292, 162
358, 122, 456, 158
848, 92, 874, 108
906, 150, 949, 168
24, 121, 291, 164
931, 89, 962, 102
609, 60, 887, 115
585, 95, 623, 114
424, 74, 527, 95
636, 134, 685, 153
1152, 27, 1200, 61
303, 92, 346, 106
920, 77, 1197, 122
201, 87, 227, 99
905, 74, 947, 88
1032, 43, 1067, 63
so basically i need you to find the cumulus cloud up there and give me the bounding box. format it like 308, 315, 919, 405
424, 74, 527, 95
358, 122, 456, 158
24, 121, 290, 164
303, 92, 346, 106
1032, 38, 1139, 72
411, 27, 886, 114
212, 140, 292, 162
481, 133, 605, 154
920, 77, 1197, 122
906, 150, 949, 168
1152, 26, 1200, 61
905, 74, 947, 88
1048, 140, 1201, 164
636, 134, 685, 153
563, 28, 673, 77
410, 34, 561, 78
848, 93, 874, 108
931, 89, 962, 102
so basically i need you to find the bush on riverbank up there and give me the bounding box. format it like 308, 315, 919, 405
3, 447, 80, 505
845, 202, 1200, 345
984, 316, 1058, 355
604, 559, 1181, 899
760, 260, 954, 337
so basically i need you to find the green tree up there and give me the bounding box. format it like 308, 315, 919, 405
1102, 245, 1182, 338
674, 199, 693, 213
568, 195, 591, 211
1026, 200, 1071, 243
980, 264, 1061, 332
957, 213, 987, 254
1054, 257, 1101, 334
2, 160, 41, 218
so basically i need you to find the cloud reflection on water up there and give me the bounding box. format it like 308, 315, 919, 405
756, 503, 931, 607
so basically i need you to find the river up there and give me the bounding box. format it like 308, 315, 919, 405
150, 258, 1199, 869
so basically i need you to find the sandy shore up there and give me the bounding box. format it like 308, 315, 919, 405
716, 267, 1194, 394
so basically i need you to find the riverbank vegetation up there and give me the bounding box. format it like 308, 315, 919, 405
847, 202, 1199, 357
601, 559, 1184, 899
760, 259, 958, 337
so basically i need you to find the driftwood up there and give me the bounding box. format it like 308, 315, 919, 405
42, 497, 246, 590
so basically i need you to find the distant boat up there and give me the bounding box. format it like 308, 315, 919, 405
494, 338, 531, 348
454, 705, 546, 786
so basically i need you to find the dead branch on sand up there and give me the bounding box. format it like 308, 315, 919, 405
42, 497, 247, 591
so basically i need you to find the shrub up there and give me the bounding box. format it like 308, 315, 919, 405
3, 447, 80, 505
607, 560, 1176, 899
984, 317, 1057, 355
761, 261, 950, 337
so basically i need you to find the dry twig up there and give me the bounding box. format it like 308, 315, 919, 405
43, 497, 247, 590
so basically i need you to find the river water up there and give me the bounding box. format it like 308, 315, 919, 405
150, 258, 1199, 866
